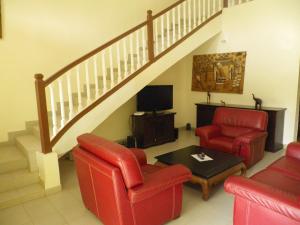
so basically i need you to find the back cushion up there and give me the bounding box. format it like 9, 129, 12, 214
213, 107, 268, 131
77, 134, 143, 189
220, 125, 253, 138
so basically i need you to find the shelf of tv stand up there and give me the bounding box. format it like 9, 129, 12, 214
132, 112, 176, 148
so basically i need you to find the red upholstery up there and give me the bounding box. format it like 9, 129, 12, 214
225, 142, 300, 225
195, 107, 268, 167
74, 134, 192, 225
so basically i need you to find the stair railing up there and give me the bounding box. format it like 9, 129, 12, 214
35, 0, 252, 154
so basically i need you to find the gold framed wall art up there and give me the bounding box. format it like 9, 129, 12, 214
192, 51, 247, 94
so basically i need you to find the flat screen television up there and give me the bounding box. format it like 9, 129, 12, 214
137, 85, 173, 112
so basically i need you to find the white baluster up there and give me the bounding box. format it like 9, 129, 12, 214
166, 11, 170, 47
130, 34, 134, 73
172, 8, 176, 44
177, 5, 181, 39
213, 0, 216, 14
93, 55, 100, 99
198, 0, 201, 24
142, 27, 147, 64
116, 41, 122, 83
154, 19, 159, 54
183, 1, 187, 36
193, 0, 196, 28
85, 61, 91, 103
58, 78, 65, 128
238, 0, 242, 4
67, 72, 74, 120
101, 51, 108, 92
219, 0, 222, 11
123, 39, 129, 77
207, 0, 211, 17
188, 0, 192, 32
203, 0, 206, 21
49, 84, 58, 136
76, 66, 83, 110
160, 15, 165, 51
136, 30, 141, 69
109, 46, 114, 88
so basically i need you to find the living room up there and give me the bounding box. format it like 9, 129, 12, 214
0, 0, 300, 225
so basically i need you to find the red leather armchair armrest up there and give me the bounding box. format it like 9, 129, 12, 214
234, 131, 267, 144
195, 125, 221, 140
130, 148, 147, 166
225, 176, 300, 222
286, 142, 300, 160
128, 165, 192, 203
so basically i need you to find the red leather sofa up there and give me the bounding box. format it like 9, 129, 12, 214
73, 134, 192, 225
225, 142, 300, 225
195, 107, 268, 167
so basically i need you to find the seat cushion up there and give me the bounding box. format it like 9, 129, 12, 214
141, 164, 162, 176
251, 169, 300, 196
267, 156, 300, 181
208, 136, 235, 153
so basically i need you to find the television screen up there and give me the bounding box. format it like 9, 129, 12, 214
137, 85, 173, 112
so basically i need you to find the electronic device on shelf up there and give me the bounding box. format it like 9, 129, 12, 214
137, 85, 173, 113
133, 111, 145, 116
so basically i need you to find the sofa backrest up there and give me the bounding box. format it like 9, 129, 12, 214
77, 133, 143, 189
213, 107, 268, 138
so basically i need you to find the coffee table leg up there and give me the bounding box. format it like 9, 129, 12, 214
201, 180, 210, 201
240, 164, 247, 176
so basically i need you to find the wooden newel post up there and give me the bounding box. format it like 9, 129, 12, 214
147, 10, 154, 61
223, 0, 228, 8
35, 74, 51, 154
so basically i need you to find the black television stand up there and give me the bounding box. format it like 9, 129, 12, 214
132, 112, 176, 148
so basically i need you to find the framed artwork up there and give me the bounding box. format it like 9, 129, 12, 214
192, 51, 247, 94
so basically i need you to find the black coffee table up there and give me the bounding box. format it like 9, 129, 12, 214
155, 145, 246, 200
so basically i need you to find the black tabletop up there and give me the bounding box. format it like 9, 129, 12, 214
155, 145, 243, 179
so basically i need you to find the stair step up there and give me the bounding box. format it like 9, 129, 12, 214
0, 146, 28, 174
0, 183, 45, 210
0, 169, 39, 193
15, 135, 41, 172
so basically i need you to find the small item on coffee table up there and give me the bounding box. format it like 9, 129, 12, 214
200, 152, 205, 159
191, 153, 213, 162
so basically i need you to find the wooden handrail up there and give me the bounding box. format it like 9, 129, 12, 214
44, 21, 147, 86
35, 74, 51, 154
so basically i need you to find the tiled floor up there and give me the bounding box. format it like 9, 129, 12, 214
0, 129, 284, 225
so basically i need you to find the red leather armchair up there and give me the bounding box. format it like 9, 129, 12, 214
225, 142, 300, 225
73, 134, 192, 225
195, 107, 268, 167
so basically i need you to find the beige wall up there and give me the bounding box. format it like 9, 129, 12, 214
0, 0, 177, 142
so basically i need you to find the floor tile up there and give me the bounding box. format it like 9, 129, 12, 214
0, 205, 31, 225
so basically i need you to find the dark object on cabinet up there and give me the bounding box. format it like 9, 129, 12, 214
132, 112, 176, 148
195, 103, 286, 152
252, 93, 262, 110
